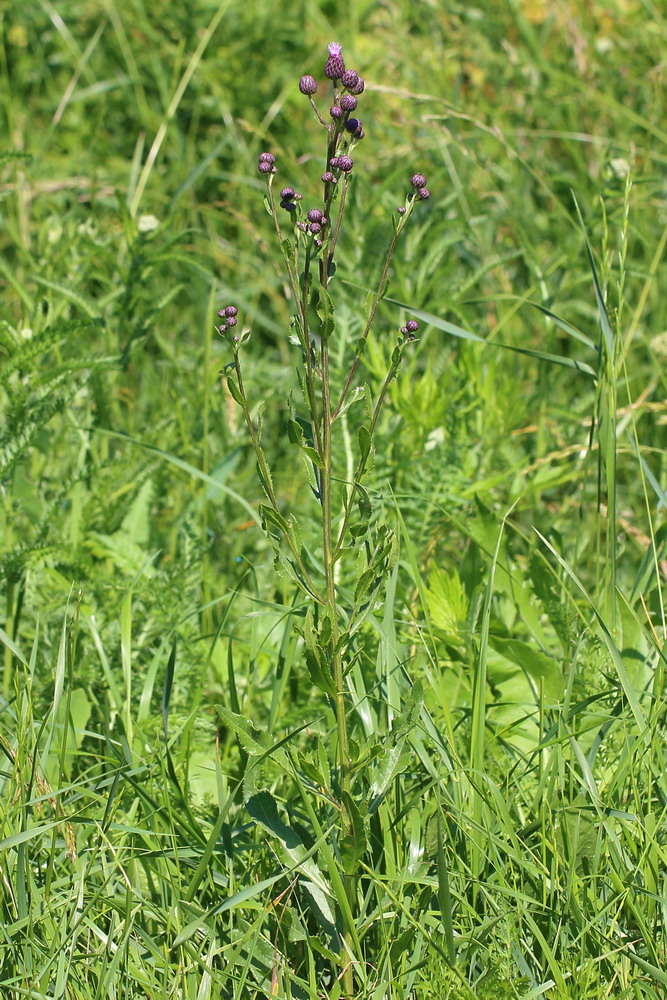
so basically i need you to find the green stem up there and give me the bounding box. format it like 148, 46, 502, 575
331, 206, 413, 422
334, 350, 403, 561
233, 352, 324, 605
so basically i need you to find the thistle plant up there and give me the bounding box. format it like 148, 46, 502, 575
219, 42, 429, 995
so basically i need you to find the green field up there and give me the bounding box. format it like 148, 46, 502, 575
2, 1, 667, 996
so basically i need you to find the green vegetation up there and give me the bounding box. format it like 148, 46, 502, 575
2, 1, 667, 997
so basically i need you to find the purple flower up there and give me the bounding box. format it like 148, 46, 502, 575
309, 222, 322, 233
336, 155, 353, 172
258, 152, 275, 164
227, 316, 238, 327
324, 41, 345, 80
405, 320, 419, 333
341, 70, 359, 89
296, 221, 309, 232
321, 171, 337, 183
330, 105, 344, 120
345, 117, 361, 133
280, 199, 296, 211
299, 75, 318, 96
410, 173, 427, 188
225, 306, 238, 317
258, 162, 274, 174
307, 208, 323, 223
397, 206, 406, 215
340, 94, 357, 112
320, 216, 328, 226
218, 324, 227, 334
417, 187, 430, 200
348, 76, 365, 94
280, 187, 296, 200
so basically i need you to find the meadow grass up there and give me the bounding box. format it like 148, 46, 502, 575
2, 0, 667, 996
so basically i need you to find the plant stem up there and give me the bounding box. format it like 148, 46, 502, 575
233, 352, 324, 605
331, 209, 412, 422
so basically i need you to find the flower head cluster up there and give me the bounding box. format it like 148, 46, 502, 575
217, 304, 239, 339
257, 151, 276, 174
298, 43, 366, 151
410, 172, 430, 200
400, 319, 420, 341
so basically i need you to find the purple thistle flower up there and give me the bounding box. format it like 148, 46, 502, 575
348, 76, 365, 94
417, 187, 430, 200
329, 156, 341, 168
309, 222, 322, 234
280, 199, 296, 211
227, 316, 238, 327
410, 173, 427, 188
321, 171, 337, 183
258, 152, 275, 164
324, 41, 345, 80
299, 75, 318, 95
307, 208, 323, 223
320, 216, 328, 226
397, 206, 406, 215
280, 187, 296, 200
336, 155, 353, 172
218, 324, 227, 334
340, 94, 357, 112
345, 117, 361, 133
341, 69, 359, 89
225, 306, 238, 317
400, 326, 408, 335
258, 162, 273, 174
405, 320, 419, 333
296, 221, 309, 232
330, 105, 344, 120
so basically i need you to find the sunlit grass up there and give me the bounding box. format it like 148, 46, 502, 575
2, 0, 667, 996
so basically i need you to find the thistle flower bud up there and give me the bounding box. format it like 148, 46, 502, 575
397, 206, 406, 215
258, 152, 275, 163
219, 324, 227, 334
307, 208, 323, 223
324, 42, 345, 80
280, 187, 296, 200
405, 320, 419, 333
225, 316, 237, 327
320, 216, 329, 226
340, 94, 357, 112
417, 187, 430, 200
348, 76, 365, 95
321, 171, 337, 183
309, 222, 322, 233
296, 221, 308, 232
225, 306, 238, 317
345, 117, 361, 133
330, 105, 344, 120
315, 238, 323, 248
329, 157, 341, 168
341, 69, 359, 89
299, 75, 318, 96
410, 173, 427, 188
258, 161, 273, 174
400, 326, 408, 335
280, 199, 296, 211
336, 155, 353, 172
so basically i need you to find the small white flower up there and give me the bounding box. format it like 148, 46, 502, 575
138, 214, 160, 233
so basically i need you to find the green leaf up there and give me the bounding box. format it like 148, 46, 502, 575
226, 376, 244, 405
358, 426, 371, 465
339, 791, 367, 875
303, 609, 336, 698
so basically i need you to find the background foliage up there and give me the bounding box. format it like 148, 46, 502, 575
2, 0, 667, 996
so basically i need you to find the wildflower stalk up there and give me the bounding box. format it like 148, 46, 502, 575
220, 47, 430, 997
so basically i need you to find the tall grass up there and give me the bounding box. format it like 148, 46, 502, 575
2, 1, 667, 996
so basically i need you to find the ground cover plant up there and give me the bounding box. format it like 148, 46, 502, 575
1, 1, 667, 997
